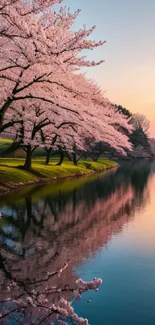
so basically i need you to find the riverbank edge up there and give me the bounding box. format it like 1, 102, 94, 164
0, 161, 118, 196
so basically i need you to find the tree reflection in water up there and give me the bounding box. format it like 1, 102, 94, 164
0, 160, 151, 324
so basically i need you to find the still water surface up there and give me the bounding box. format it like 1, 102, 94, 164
0, 160, 155, 324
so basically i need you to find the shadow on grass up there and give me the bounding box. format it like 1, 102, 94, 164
82, 162, 94, 170
17, 165, 46, 178
0, 163, 16, 168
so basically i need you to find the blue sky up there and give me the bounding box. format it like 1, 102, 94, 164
62, 0, 155, 136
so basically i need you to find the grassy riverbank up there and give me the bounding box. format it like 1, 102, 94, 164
0, 157, 117, 194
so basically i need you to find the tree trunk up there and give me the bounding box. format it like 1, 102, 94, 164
90, 154, 100, 162
57, 151, 64, 166
72, 152, 77, 166
23, 145, 32, 170
45, 149, 51, 165
0, 97, 13, 131
93, 156, 99, 162
77, 155, 82, 162
65, 151, 72, 161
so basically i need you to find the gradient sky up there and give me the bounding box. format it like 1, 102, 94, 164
63, 0, 155, 136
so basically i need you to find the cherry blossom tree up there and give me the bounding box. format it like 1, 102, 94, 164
2, 71, 133, 169
40, 74, 133, 165
0, 0, 133, 169
0, 0, 105, 133
0, 0, 106, 166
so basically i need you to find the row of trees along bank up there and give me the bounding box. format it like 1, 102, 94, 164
0, 1, 152, 169
0, 0, 133, 170
1, 106, 151, 165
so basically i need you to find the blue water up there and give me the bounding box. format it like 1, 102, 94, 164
73, 163, 155, 325
74, 232, 155, 325
0, 160, 155, 324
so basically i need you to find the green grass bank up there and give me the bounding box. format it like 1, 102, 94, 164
0, 157, 117, 195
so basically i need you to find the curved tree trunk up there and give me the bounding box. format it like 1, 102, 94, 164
91, 156, 98, 162
72, 152, 77, 166
23, 145, 32, 170
90, 153, 101, 162
65, 151, 72, 161
57, 150, 64, 166
45, 149, 51, 165
0, 97, 13, 131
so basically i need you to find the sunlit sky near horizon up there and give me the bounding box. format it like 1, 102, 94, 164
63, 0, 155, 137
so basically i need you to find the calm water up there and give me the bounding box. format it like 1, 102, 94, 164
0, 160, 155, 324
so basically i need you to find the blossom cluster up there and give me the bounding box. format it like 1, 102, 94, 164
0, 274, 102, 325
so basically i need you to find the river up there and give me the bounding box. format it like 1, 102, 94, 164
0, 160, 155, 324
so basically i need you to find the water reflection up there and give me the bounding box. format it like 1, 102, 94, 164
0, 160, 152, 323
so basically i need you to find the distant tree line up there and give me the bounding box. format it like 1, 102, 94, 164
85, 105, 152, 160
